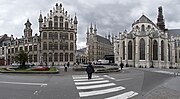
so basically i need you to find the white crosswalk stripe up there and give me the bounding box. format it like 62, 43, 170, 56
72, 75, 99, 79
75, 80, 109, 85
79, 86, 125, 97
74, 77, 105, 81
105, 91, 138, 99
72, 74, 138, 98
76, 83, 116, 90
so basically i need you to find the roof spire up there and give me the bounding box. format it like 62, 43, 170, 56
74, 13, 78, 24
38, 10, 43, 22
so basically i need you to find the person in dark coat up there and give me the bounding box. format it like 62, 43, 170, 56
64, 63, 68, 72
67, 62, 70, 68
86, 62, 95, 80
120, 63, 124, 70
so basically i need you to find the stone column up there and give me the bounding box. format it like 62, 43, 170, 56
146, 36, 150, 68
135, 37, 139, 67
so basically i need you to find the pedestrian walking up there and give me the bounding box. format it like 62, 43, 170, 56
120, 62, 124, 70
67, 62, 70, 68
86, 62, 95, 80
64, 63, 68, 72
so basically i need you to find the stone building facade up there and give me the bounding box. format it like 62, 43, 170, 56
86, 24, 114, 62
2, 3, 78, 66
114, 6, 180, 68
39, 3, 78, 66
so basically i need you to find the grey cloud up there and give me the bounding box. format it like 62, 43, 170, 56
1, 0, 180, 49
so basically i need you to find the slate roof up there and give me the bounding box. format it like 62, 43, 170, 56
132, 15, 157, 28
96, 35, 111, 45
168, 29, 180, 37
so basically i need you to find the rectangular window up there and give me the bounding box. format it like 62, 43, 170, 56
2, 47, 4, 55
29, 46, 32, 51
25, 46, 28, 52
34, 45, 37, 51
15, 48, 18, 53
8, 49, 10, 54
34, 55, 37, 62
11, 48, 14, 53
29, 55, 33, 62
20, 47, 23, 51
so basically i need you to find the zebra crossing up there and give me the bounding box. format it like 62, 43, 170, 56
72, 74, 138, 99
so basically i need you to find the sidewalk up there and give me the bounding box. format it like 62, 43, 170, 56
144, 77, 180, 99
140, 68, 180, 99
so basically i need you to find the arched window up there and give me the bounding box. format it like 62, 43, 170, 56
141, 25, 145, 32
43, 42, 47, 50
59, 53, 63, 62
43, 53, 47, 62
70, 33, 74, 40
128, 41, 132, 60
161, 40, 164, 61
65, 22, 68, 30
54, 32, 58, 39
49, 32, 53, 39
122, 41, 125, 60
54, 16, 58, 29
139, 38, 145, 60
54, 42, 58, 50
54, 53, 58, 62
70, 43, 74, 50
49, 42, 53, 50
60, 16, 63, 29
168, 44, 170, 61
49, 21, 52, 29
65, 53, 68, 61
153, 40, 158, 60
49, 53, 52, 62
70, 53, 74, 61
43, 32, 47, 39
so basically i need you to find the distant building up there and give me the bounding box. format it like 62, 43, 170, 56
114, 6, 180, 68
76, 48, 88, 64
1, 3, 78, 66
86, 24, 114, 62
0, 34, 10, 65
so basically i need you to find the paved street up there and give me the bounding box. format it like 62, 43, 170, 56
0, 67, 180, 99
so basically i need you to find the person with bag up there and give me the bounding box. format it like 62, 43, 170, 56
86, 62, 95, 80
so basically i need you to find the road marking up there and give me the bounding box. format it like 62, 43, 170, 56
74, 78, 105, 82
33, 91, 38, 95
79, 86, 125, 97
115, 78, 133, 81
104, 75, 115, 80
0, 81, 47, 86
76, 83, 116, 90
75, 80, 109, 85
105, 91, 138, 99
72, 76, 99, 79
154, 70, 174, 75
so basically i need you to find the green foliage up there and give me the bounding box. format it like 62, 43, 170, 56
14, 50, 28, 69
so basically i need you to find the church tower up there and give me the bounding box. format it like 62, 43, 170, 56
24, 19, 32, 38
38, 11, 43, 32
157, 6, 165, 31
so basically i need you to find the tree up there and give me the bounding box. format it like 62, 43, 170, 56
14, 50, 28, 69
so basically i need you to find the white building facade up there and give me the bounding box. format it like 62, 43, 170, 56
114, 7, 178, 68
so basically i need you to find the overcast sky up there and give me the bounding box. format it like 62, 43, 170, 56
0, 0, 180, 49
